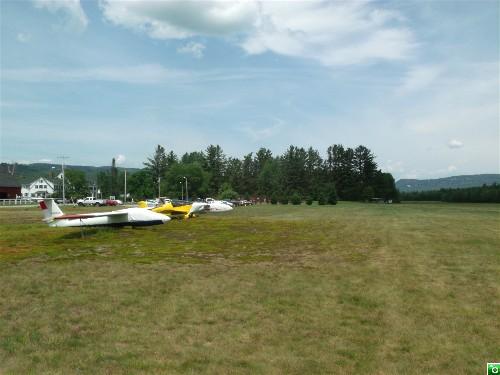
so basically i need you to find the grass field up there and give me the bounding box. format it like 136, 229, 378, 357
0, 202, 499, 374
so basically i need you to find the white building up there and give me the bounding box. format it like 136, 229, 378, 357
21, 177, 55, 198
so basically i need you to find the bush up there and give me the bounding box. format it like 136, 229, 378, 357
270, 194, 278, 205
327, 184, 338, 205
290, 192, 301, 205
305, 196, 313, 205
279, 196, 289, 205
361, 186, 375, 202
318, 194, 327, 205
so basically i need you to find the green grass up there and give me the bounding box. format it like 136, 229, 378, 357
0, 202, 499, 374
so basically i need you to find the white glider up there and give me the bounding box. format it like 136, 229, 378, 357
39, 199, 170, 227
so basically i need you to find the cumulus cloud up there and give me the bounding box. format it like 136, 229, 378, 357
100, 1, 256, 39
33, 0, 88, 32
100, 0, 415, 66
177, 42, 206, 59
16, 32, 31, 43
448, 139, 463, 149
115, 154, 126, 165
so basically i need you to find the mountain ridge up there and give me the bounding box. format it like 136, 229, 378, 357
396, 174, 500, 192
0, 163, 140, 184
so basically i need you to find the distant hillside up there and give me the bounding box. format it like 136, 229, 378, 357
397, 174, 500, 192
0, 163, 140, 184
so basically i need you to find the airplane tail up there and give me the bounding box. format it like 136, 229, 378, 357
39, 199, 63, 222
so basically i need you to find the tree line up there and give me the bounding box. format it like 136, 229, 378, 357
400, 184, 500, 203
121, 144, 398, 202
55, 144, 398, 202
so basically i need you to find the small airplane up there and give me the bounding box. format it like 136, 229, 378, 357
39, 198, 170, 227
197, 198, 234, 212
138, 198, 209, 219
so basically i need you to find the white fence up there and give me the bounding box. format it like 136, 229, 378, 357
0, 199, 39, 206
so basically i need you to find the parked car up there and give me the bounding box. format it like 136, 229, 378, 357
104, 199, 123, 206
76, 197, 106, 207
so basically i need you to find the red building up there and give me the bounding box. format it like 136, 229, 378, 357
0, 173, 21, 199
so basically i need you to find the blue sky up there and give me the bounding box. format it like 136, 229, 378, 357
1, 0, 498, 179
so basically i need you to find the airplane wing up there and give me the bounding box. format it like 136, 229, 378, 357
54, 211, 128, 220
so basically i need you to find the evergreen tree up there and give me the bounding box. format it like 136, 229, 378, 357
241, 153, 257, 196
225, 157, 243, 194
305, 147, 323, 199
258, 159, 280, 198
181, 151, 206, 165
205, 145, 226, 196
144, 145, 168, 193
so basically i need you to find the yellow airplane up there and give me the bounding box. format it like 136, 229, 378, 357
137, 198, 207, 219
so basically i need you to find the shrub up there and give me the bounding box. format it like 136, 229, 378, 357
305, 196, 313, 205
318, 194, 327, 205
270, 193, 278, 205
279, 196, 289, 205
290, 192, 301, 205
326, 184, 338, 205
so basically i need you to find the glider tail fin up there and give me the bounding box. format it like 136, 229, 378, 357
39, 199, 63, 222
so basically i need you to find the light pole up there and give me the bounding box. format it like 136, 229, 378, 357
58, 156, 69, 203
158, 177, 161, 198
179, 181, 184, 200
183, 176, 188, 201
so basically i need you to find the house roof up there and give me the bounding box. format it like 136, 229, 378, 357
0, 173, 21, 188
22, 176, 55, 188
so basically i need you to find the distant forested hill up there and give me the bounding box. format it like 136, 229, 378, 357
0, 163, 139, 184
396, 174, 500, 192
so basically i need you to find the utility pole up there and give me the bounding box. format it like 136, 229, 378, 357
180, 181, 183, 200
183, 176, 188, 201
124, 170, 127, 203
58, 156, 69, 203
158, 177, 161, 198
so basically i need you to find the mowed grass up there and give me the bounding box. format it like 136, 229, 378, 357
0, 202, 499, 374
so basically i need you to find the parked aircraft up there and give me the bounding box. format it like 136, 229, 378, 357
39, 199, 170, 227
197, 198, 234, 212
138, 198, 209, 218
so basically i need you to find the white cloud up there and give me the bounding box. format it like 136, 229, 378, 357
33, 0, 88, 32
382, 160, 405, 174
1, 64, 176, 84
241, 119, 284, 141
100, 1, 257, 39
16, 32, 31, 43
100, 1, 415, 66
448, 139, 463, 149
115, 154, 126, 165
38, 158, 52, 163
447, 165, 457, 172
398, 65, 442, 93
177, 42, 206, 59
